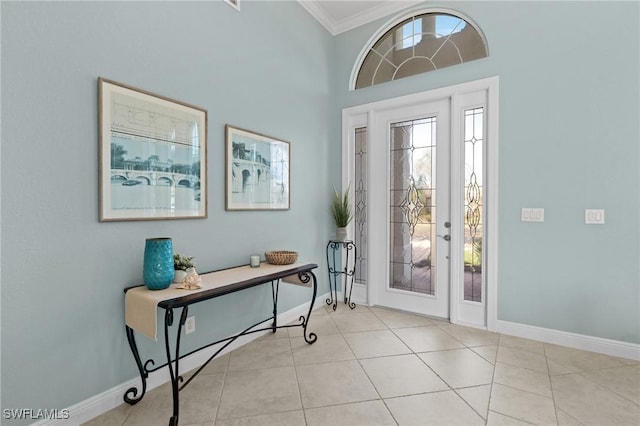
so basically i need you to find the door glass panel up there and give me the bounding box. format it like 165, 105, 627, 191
389, 118, 436, 295
464, 107, 484, 302
354, 127, 368, 285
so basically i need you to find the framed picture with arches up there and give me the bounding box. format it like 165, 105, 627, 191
225, 125, 290, 211
98, 78, 208, 221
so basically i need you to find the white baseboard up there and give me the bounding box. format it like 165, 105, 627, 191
33, 293, 330, 426
496, 319, 640, 361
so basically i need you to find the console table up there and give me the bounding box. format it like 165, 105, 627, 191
326, 240, 357, 310
123, 262, 318, 426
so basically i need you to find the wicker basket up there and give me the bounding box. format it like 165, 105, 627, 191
265, 250, 298, 265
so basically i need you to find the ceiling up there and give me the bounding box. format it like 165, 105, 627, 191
298, 0, 424, 35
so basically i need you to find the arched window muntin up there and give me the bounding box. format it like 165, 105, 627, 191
350, 8, 489, 90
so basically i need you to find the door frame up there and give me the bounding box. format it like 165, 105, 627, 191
341, 76, 499, 330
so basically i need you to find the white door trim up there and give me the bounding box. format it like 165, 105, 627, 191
342, 76, 499, 330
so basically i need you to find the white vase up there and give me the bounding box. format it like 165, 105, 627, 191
336, 227, 348, 241
173, 269, 188, 283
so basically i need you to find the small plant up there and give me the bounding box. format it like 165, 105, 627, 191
173, 254, 195, 271
331, 185, 353, 228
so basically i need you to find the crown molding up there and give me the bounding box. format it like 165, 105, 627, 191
298, 0, 423, 35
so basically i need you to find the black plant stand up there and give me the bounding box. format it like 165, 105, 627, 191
326, 240, 357, 311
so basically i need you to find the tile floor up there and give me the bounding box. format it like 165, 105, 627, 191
85, 304, 639, 426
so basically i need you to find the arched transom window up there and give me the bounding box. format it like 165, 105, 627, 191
353, 11, 488, 89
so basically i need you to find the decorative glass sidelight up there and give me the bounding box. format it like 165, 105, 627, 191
389, 117, 437, 295
354, 127, 368, 286
464, 107, 484, 302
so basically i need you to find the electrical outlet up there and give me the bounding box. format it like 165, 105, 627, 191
185, 316, 195, 334
585, 209, 605, 224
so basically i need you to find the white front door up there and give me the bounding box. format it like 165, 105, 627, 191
369, 99, 451, 318
343, 76, 498, 328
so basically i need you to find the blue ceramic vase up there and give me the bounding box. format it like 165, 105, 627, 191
143, 238, 174, 290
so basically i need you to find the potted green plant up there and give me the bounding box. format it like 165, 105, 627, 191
173, 254, 195, 283
331, 185, 353, 240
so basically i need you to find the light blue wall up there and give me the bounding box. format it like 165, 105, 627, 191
333, 1, 639, 343
2, 0, 639, 421
1, 0, 334, 420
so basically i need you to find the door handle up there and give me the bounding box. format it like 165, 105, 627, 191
437, 234, 451, 241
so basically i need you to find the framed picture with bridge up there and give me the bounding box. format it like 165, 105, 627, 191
98, 78, 208, 221
225, 125, 290, 211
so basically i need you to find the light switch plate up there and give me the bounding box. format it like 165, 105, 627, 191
585, 209, 605, 224
521, 208, 544, 222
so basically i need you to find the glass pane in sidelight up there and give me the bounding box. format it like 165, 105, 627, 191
464, 107, 484, 302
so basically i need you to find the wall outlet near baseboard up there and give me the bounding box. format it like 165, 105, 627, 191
185, 316, 195, 334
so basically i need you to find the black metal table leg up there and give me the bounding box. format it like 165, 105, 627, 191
165, 306, 188, 426
271, 279, 280, 333
124, 326, 149, 404
299, 270, 318, 344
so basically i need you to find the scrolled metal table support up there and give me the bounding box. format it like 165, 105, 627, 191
298, 270, 318, 344
326, 240, 357, 311
124, 326, 151, 404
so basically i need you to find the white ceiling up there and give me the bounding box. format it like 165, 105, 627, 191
297, 0, 423, 35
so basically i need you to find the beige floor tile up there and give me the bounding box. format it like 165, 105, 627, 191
296, 360, 379, 408
305, 400, 396, 426
82, 403, 131, 426
456, 385, 491, 420
359, 354, 448, 398
548, 358, 576, 375
343, 329, 411, 358
227, 338, 292, 371
394, 325, 465, 352
369, 307, 435, 328
419, 348, 494, 388
496, 345, 548, 373
578, 364, 640, 404
214, 410, 305, 426
499, 334, 546, 355
217, 367, 301, 419
486, 410, 533, 425
287, 312, 339, 337
551, 373, 640, 426
178, 373, 225, 425
290, 334, 355, 365
325, 301, 368, 314
385, 391, 484, 425
470, 345, 498, 364
489, 383, 557, 425
545, 343, 628, 373
437, 323, 499, 347
331, 311, 387, 333
556, 409, 584, 426
197, 353, 230, 375
121, 382, 173, 425
83, 306, 640, 426
493, 361, 552, 397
